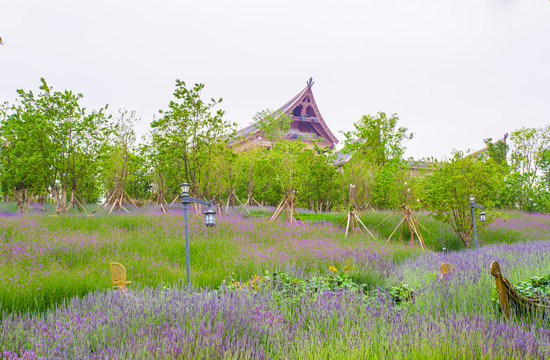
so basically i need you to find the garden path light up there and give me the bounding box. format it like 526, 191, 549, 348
180, 182, 217, 289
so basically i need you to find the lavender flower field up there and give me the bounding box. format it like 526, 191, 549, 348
0, 211, 420, 313
2, 211, 550, 359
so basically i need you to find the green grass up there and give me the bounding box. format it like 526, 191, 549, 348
1, 207, 546, 314
0, 211, 421, 313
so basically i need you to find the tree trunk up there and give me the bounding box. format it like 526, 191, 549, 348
13, 188, 33, 214
51, 185, 68, 214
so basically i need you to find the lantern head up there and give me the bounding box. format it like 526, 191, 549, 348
480, 211, 487, 222
203, 209, 216, 227
180, 183, 191, 196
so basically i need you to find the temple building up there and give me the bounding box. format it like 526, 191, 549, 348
232, 78, 339, 151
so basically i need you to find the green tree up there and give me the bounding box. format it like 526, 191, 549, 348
505, 126, 550, 211
100, 109, 140, 210
0, 102, 43, 211
424, 153, 501, 248
149, 80, 236, 199
370, 159, 408, 209
0, 79, 110, 213
294, 146, 339, 212
341, 112, 413, 210
483, 137, 509, 167
252, 147, 284, 206
253, 109, 292, 149
541, 149, 550, 191
342, 112, 413, 167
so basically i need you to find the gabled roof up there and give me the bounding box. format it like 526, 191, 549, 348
233, 78, 339, 149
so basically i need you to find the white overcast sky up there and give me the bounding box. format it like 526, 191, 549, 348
2, 0, 549, 160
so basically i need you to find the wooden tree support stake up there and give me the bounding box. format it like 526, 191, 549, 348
269, 193, 301, 224
379, 203, 427, 250
338, 210, 376, 239
225, 190, 251, 215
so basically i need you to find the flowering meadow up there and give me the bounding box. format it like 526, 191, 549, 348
2, 210, 550, 359
0, 210, 421, 313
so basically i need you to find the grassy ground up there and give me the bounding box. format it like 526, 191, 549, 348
267, 209, 535, 251
2, 205, 548, 314
0, 209, 424, 313
2, 205, 550, 358
3, 238, 550, 359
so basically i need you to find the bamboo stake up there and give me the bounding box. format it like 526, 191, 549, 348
386, 217, 406, 244
225, 193, 232, 212
252, 198, 264, 208
233, 191, 251, 215
344, 213, 351, 238
92, 191, 116, 214
74, 197, 88, 213
354, 214, 376, 239
124, 190, 139, 209
109, 201, 117, 214
338, 212, 349, 228
269, 197, 287, 221
376, 208, 400, 228
170, 195, 180, 206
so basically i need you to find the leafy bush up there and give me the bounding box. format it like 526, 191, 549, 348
513, 274, 550, 299
220, 265, 417, 306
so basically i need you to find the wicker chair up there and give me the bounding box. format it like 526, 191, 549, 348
438, 262, 454, 280
110, 262, 131, 297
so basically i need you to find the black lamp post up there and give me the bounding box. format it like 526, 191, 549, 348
180, 182, 216, 289
469, 194, 486, 249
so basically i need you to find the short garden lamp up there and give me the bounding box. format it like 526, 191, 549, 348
203, 209, 216, 227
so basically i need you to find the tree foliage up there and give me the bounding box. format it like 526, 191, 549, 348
0, 78, 111, 213
149, 80, 236, 200
424, 153, 501, 248
342, 112, 413, 167
340, 112, 414, 210
502, 126, 550, 212
252, 109, 292, 148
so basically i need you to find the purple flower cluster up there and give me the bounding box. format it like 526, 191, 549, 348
487, 211, 550, 242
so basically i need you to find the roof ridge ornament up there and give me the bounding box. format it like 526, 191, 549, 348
307, 77, 314, 88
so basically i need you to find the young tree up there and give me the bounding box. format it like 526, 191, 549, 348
483, 137, 509, 167
12, 79, 111, 213
424, 153, 501, 248
294, 146, 339, 212
252, 109, 292, 149
505, 126, 550, 211
342, 112, 413, 167
250, 147, 284, 206
341, 112, 414, 210
0, 102, 43, 212
101, 109, 139, 211
1, 80, 110, 213
541, 149, 550, 191
149, 80, 236, 199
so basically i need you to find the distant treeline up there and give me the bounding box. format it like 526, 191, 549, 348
1, 79, 549, 241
